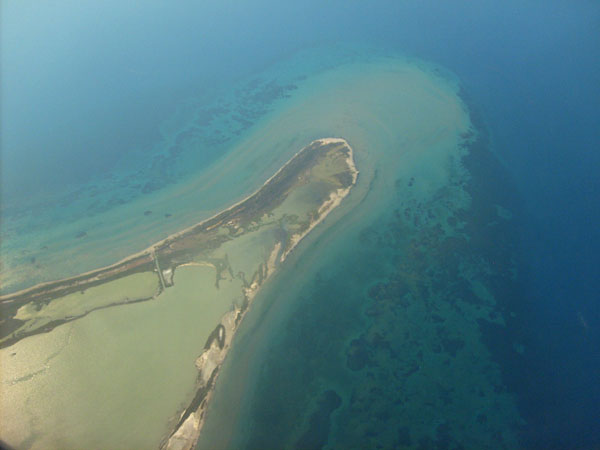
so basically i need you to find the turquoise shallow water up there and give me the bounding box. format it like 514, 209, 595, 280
5, 50, 508, 447
195, 55, 523, 449
3, 1, 600, 447
0, 46, 379, 294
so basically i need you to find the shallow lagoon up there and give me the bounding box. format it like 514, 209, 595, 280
1, 265, 241, 448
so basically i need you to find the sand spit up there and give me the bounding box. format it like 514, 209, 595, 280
0, 139, 352, 303
281, 140, 358, 262
0, 137, 357, 449
161, 139, 358, 450
0, 138, 356, 350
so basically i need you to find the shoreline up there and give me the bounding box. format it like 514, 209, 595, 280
161, 139, 358, 450
0, 139, 350, 303
0, 138, 358, 450
0, 139, 357, 349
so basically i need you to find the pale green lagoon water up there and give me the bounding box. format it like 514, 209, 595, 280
1, 266, 241, 449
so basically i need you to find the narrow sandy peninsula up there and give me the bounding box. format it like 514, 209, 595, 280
0, 138, 358, 450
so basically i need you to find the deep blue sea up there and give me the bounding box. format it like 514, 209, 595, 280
2, 0, 599, 448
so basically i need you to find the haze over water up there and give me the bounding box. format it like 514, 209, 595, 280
2, 1, 599, 449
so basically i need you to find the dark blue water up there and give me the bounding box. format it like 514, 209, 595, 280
3, 0, 599, 447
389, 2, 600, 447
402, 3, 600, 446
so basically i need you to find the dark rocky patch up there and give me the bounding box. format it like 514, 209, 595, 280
294, 390, 342, 450
166, 368, 219, 445
441, 337, 465, 357
204, 324, 226, 350
346, 336, 373, 371
0, 439, 16, 450
142, 180, 164, 194
431, 313, 445, 323
334, 171, 354, 187
0, 295, 155, 349
397, 426, 412, 447
0, 317, 24, 340
417, 436, 435, 450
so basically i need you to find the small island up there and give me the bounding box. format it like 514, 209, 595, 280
0, 138, 358, 449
